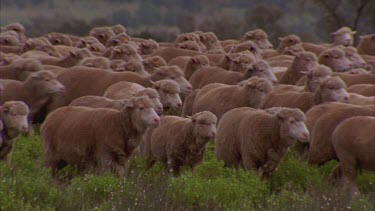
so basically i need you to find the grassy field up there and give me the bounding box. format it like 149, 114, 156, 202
0, 132, 374, 210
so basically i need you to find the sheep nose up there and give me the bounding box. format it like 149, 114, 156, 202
344, 96, 349, 102
187, 85, 193, 91
176, 102, 182, 108
153, 118, 160, 125
21, 126, 28, 133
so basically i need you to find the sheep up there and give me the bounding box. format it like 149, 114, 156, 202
240, 29, 273, 49
41, 96, 160, 176
357, 34, 375, 56
341, 46, 367, 69
189, 60, 277, 89
191, 77, 273, 121
282, 43, 305, 55
276, 35, 302, 54
39, 48, 92, 68
1, 22, 26, 42
307, 104, 374, 166
329, 116, 375, 196
347, 84, 375, 97
216, 107, 309, 176
70, 96, 127, 110
78, 56, 111, 69
229, 41, 263, 60
75, 36, 101, 48
135, 39, 159, 55
275, 64, 332, 92
0, 33, 20, 46
318, 47, 353, 72
113, 60, 149, 76
197, 32, 223, 51
168, 55, 210, 79
150, 47, 201, 63
333, 72, 375, 86
263, 76, 349, 112
0, 70, 65, 123
0, 58, 43, 81
175, 32, 206, 52
48, 65, 191, 111
111, 24, 126, 35
176, 40, 202, 52
143, 111, 217, 175
20, 37, 52, 53
229, 52, 257, 72
347, 93, 375, 106
102, 82, 163, 114
105, 33, 131, 48
45, 32, 73, 46
0, 101, 29, 160
89, 26, 116, 45
21, 45, 63, 58
142, 56, 167, 73
109, 43, 143, 62
279, 52, 318, 84
104, 80, 182, 112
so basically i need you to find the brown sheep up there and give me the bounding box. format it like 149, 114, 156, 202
307, 104, 374, 166
79, 56, 111, 69
240, 29, 273, 49
142, 56, 167, 73
347, 84, 375, 97
105, 33, 131, 48
341, 46, 366, 69
103, 81, 163, 114
175, 32, 206, 52
189, 60, 277, 89
0, 101, 29, 160
279, 52, 318, 84
191, 77, 273, 121
176, 40, 202, 52
333, 72, 375, 86
143, 111, 217, 175
262, 76, 349, 112
276, 35, 302, 54
0, 58, 43, 80
112, 60, 149, 76
150, 47, 201, 63
347, 93, 375, 106
75, 36, 101, 48
48, 65, 191, 111
318, 47, 353, 72
229, 41, 263, 60
216, 107, 309, 176
70, 96, 127, 110
45, 32, 73, 46
135, 39, 159, 55
229, 52, 257, 72
41, 96, 160, 176
108, 43, 143, 62
330, 26, 356, 47
21, 45, 63, 58
197, 32, 223, 51
1, 22, 26, 42
39, 48, 92, 68
168, 55, 210, 79
20, 37, 52, 53
357, 34, 375, 56
89, 26, 116, 45
0, 33, 20, 46
282, 43, 305, 56
329, 116, 375, 196
111, 24, 126, 35
0, 71, 65, 122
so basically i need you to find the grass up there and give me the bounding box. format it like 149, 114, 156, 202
0, 133, 374, 210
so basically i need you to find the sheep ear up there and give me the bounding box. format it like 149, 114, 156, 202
224, 55, 232, 62
150, 80, 159, 89
69, 50, 77, 57
191, 57, 198, 64
141, 42, 149, 48
0, 106, 9, 113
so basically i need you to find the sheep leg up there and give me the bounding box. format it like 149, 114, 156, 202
167, 158, 182, 176
328, 163, 342, 185
262, 149, 282, 176
242, 154, 259, 172
340, 156, 360, 197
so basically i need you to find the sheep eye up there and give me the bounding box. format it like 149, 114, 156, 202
139, 107, 144, 110
45, 79, 50, 82
258, 89, 263, 92
289, 120, 295, 124
170, 76, 175, 79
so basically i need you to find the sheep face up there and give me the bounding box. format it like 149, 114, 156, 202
175, 33, 201, 44
154, 66, 192, 95
137, 88, 163, 115
242, 29, 273, 49
245, 60, 278, 85
282, 44, 304, 55
114, 60, 148, 76
35, 45, 61, 57
319, 77, 349, 103
28, 71, 65, 96
244, 77, 273, 108
319, 48, 353, 72
76, 37, 100, 48
331, 27, 355, 46
139, 40, 159, 55
277, 35, 302, 52
89, 27, 115, 45
176, 41, 201, 51
190, 55, 209, 70
342, 47, 366, 68
110, 44, 142, 62
153, 80, 182, 110
111, 24, 126, 34
126, 96, 160, 132
0, 101, 30, 138
268, 108, 309, 144
230, 53, 256, 72
304, 65, 332, 92
295, 52, 318, 71
191, 111, 217, 142
0, 35, 19, 46
143, 56, 167, 72
47, 33, 72, 46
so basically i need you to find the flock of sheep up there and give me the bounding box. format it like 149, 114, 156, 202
0, 22, 374, 197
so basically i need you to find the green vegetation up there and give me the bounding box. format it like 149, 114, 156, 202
1, 134, 374, 210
